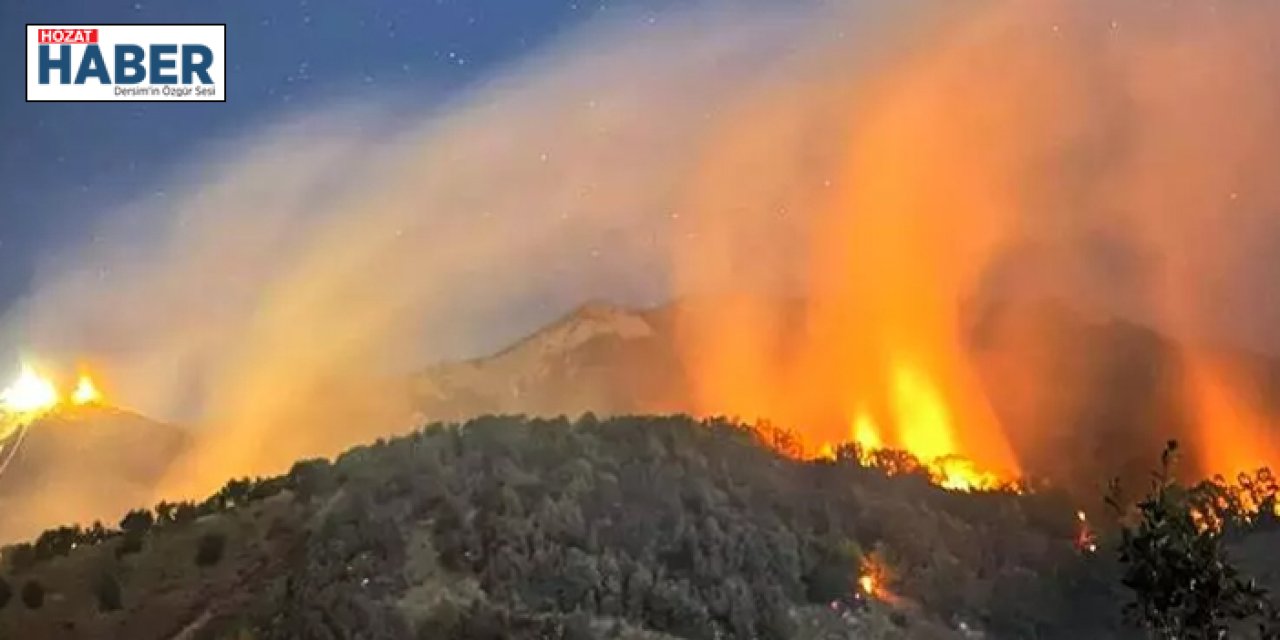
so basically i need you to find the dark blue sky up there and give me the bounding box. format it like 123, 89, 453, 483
0, 0, 667, 309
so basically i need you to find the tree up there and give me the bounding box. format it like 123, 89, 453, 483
1109, 441, 1278, 639
120, 508, 155, 536
20, 580, 44, 609
115, 508, 155, 557
155, 501, 177, 526
34, 525, 82, 560
216, 478, 254, 510
288, 458, 336, 503
173, 501, 199, 525
85, 521, 112, 544
0, 576, 11, 609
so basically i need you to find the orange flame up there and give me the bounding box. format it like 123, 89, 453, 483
667, 2, 1038, 490
0, 364, 106, 430
857, 553, 896, 604
1185, 362, 1279, 481
72, 374, 102, 406
858, 573, 878, 598
851, 409, 882, 452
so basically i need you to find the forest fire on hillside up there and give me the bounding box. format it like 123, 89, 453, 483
811, 408, 1004, 492
667, 0, 1280, 496
814, 433, 1006, 492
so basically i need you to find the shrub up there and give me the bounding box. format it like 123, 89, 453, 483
196, 532, 227, 567
119, 508, 155, 536
21, 580, 44, 609
1110, 441, 1279, 638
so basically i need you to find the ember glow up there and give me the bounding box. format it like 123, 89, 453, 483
71, 374, 102, 406
1075, 510, 1098, 554
857, 553, 893, 603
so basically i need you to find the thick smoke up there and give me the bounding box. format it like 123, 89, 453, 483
3, 0, 1280, 535
5, 3, 837, 512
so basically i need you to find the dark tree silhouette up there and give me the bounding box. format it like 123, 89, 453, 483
119, 508, 155, 535
1109, 441, 1280, 639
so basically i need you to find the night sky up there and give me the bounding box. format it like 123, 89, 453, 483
0, 0, 669, 311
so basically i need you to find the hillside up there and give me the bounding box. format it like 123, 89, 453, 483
0, 299, 1274, 638
0, 414, 1139, 640
0, 406, 187, 543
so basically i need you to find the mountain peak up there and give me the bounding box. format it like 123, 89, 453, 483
499, 300, 654, 361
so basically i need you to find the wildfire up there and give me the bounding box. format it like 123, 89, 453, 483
0, 363, 106, 427
858, 573, 878, 597
932, 456, 1003, 492
857, 554, 894, 604
0, 364, 59, 416
851, 409, 882, 451
815, 392, 1010, 493
72, 374, 102, 405
891, 364, 956, 461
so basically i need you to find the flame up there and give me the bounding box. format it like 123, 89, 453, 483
857, 554, 893, 603
891, 364, 958, 462
1186, 363, 1279, 481
669, 0, 1030, 492
931, 456, 1002, 492
851, 409, 882, 452
0, 364, 60, 416
814, 400, 1004, 492
71, 374, 102, 406
0, 364, 108, 439
659, 0, 1280, 497
858, 573, 877, 598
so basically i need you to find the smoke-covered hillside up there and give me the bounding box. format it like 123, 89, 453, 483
412, 299, 1280, 500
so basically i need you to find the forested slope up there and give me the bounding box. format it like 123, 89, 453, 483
0, 415, 1137, 639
